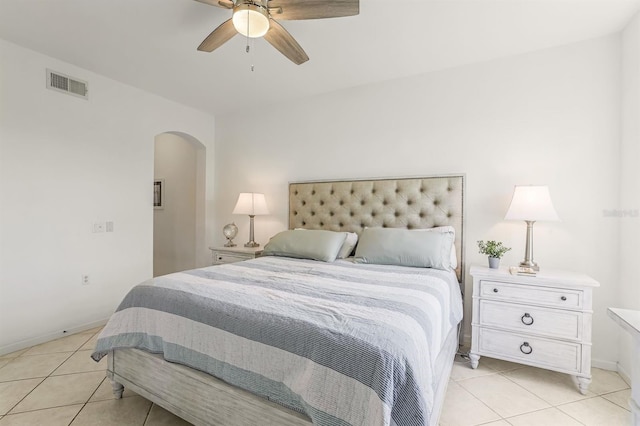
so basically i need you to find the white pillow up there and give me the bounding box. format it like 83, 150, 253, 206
337, 232, 358, 258
295, 228, 358, 259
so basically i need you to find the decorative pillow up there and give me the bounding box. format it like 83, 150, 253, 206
263, 230, 347, 262
353, 227, 455, 270
337, 232, 359, 259
294, 228, 358, 259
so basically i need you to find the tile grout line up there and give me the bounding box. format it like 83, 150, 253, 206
450, 369, 510, 425
142, 402, 154, 425
1, 331, 101, 421
453, 362, 545, 422
67, 332, 103, 425
3, 350, 76, 416
0, 376, 47, 418
496, 370, 590, 425
600, 390, 633, 412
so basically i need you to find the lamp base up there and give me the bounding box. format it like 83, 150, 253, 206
244, 241, 260, 248
519, 260, 539, 271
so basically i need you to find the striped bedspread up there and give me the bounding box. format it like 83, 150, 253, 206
92, 256, 463, 426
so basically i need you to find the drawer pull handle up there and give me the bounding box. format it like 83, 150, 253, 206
521, 313, 534, 325
493, 288, 499, 293
561, 296, 567, 301
520, 342, 533, 355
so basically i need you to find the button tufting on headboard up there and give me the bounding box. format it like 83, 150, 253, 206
289, 176, 465, 283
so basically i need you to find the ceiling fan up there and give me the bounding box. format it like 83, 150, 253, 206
195, 0, 359, 65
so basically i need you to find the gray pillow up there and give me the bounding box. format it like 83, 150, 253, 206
353, 227, 454, 270
263, 230, 348, 262
294, 228, 358, 259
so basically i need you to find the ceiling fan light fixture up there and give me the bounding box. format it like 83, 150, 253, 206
232, 3, 270, 38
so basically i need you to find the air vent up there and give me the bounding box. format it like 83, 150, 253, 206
46, 69, 88, 100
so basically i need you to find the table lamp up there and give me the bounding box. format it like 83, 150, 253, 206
504, 185, 559, 271
233, 193, 269, 247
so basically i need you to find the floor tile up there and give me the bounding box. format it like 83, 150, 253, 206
506, 407, 582, 425
480, 357, 525, 373
80, 334, 100, 351
90, 377, 138, 402
557, 396, 631, 425
0, 361, 9, 371
52, 350, 106, 376
144, 404, 192, 425
0, 379, 43, 415
601, 389, 632, 411
0, 353, 72, 382
475, 421, 510, 426
0, 404, 82, 426
589, 368, 629, 395
439, 381, 500, 426
22, 332, 94, 356
10, 371, 104, 413
458, 374, 550, 418
71, 395, 152, 426
0, 350, 28, 361
503, 366, 593, 406
451, 358, 498, 381
86, 326, 104, 335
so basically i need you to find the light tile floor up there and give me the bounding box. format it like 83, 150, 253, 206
0, 330, 633, 425
441, 353, 632, 425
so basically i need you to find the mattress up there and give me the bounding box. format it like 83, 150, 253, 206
92, 256, 463, 426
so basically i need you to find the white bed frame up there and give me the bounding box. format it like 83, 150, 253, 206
107, 175, 465, 426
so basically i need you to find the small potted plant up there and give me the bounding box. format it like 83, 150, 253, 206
477, 240, 511, 269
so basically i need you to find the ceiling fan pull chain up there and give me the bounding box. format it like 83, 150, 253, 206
250, 38, 255, 72
245, 9, 251, 53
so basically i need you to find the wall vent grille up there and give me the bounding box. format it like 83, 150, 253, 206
46, 69, 88, 99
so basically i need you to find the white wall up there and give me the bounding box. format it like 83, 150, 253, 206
214, 36, 622, 366
0, 39, 215, 353
618, 12, 640, 381
153, 133, 205, 277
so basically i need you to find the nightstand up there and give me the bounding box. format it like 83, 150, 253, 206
469, 265, 600, 394
209, 246, 263, 265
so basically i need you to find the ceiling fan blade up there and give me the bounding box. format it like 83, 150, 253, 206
197, 19, 237, 52
193, 0, 234, 9
263, 20, 309, 65
268, 0, 358, 20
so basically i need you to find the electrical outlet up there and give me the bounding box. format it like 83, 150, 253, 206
93, 222, 105, 233
106, 221, 114, 232
81, 274, 90, 285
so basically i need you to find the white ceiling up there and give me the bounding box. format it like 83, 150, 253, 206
1, 0, 639, 116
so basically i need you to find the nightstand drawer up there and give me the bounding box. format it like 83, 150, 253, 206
479, 300, 583, 340
478, 328, 581, 373
213, 252, 252, 264
480, 280, 582, 309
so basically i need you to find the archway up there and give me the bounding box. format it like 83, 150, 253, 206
153, 132, 206, 277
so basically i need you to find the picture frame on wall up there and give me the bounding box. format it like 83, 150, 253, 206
154, 179, 165, 210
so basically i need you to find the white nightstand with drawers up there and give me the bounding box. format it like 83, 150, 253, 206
469, 265, 600, 394
209, 246, 263, 265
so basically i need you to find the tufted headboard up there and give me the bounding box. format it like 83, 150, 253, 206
289, 175, 465, 283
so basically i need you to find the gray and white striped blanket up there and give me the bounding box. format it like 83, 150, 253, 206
92, 256, 463, 426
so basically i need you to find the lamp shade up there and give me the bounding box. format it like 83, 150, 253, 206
504, 185, 559, 222
233, 193, 269, 216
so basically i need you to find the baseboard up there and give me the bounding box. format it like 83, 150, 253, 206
0, 318, 109, 356
615, 362, 632, 386
591, 358, 618, 372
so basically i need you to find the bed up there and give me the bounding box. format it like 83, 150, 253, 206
92, 175, 465, 426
